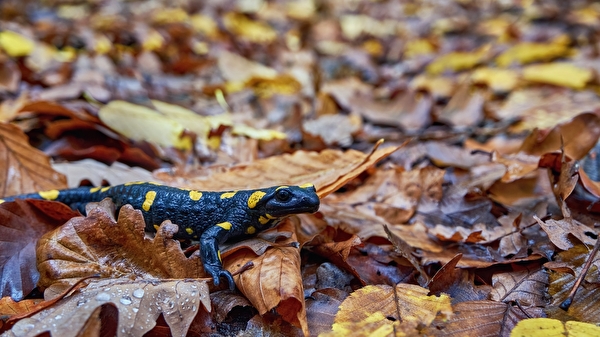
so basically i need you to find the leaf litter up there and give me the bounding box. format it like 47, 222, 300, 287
2, 0, 600, 336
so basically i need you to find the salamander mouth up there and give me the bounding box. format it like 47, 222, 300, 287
267, 201, 320, 217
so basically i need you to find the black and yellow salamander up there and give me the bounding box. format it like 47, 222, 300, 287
0, 182, 320, 290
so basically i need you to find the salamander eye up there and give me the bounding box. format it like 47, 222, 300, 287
275, 189, 292, 202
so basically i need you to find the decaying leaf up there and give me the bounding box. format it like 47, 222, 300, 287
490, 264, 549, 307
329, 284, 452, 334
0, 199, 79, 300
511, 318, 600, 337
52, 159, 153, 188
155, 141, 403, 198
0, 123, 67, 196
426, 300, 544, 337
224, 219, 309, 335
8, 279, 211, 337
36, 199, 207, 290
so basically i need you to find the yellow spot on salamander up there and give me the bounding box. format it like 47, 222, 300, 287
217, 250, 222, 262
148, 182, 162, 186
246, 226, 256, 234
220, 191, 237, 199
124, 181, 145, 186
0, 199, 4, 204
185, 227, 194, 235
265, 213, 276, 219
39, 190, 59, 200
248, 191, 266, 209
143, 191, 157, 211
189, 190, 203, 201
259, 216, 269, 225
90, 186, 102, 193
300, 183, 314, 188
101, 186, 110, 192
217, 222, 232, 230
276, 186, 289, 191
153, 224, 160, 231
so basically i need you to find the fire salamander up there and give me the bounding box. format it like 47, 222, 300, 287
0, 182, 320, 290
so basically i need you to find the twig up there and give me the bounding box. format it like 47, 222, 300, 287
560, 237, 600, 310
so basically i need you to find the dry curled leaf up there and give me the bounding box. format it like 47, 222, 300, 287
0, 123, 67, 196
36, 199, 207, 290
223, 219, 309, 335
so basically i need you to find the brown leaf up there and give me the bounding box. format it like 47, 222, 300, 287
426, 300, 545, 337
36, 199, 207, 290
306, 288, 348, 336
428, 254, 492, 303
345, 243, 417, 286
349, 89, 432, 130
52, 159, 153, 188
8, 278, 210, 337
533, 215, 597, 251
0, 123, 67, 196
490, 263, 549, 307
519, 112, 600, 160
223, 219, 309, 335
155, 141, 403, 198
439, 82, 484, 128
0, 199, 79, 300
547, 245, 600, 323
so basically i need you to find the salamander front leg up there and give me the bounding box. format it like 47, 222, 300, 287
199, 224, 235, 290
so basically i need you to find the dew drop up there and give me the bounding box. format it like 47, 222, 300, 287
12, 322, 35, 334
120, 296, 132, 305
133, 307, 139, 313
104, 287, 111, 292
133, 288, 145, 298
96, 292, 111, 302
55, 315, 62, 320
192, 305, 197, 312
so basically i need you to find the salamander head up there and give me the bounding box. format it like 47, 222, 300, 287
253, 184, 320, 218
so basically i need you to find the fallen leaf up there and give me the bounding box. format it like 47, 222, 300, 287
329, 283, 452, 334
533, 215, 597, 251
490, 264, 549, 307
523, 63, 593, 89
496, 42, 570, 66
224, 219, 309, 335
0, 199, 79, 300
51, 159, 153, 188
8, 278, 210, 337
511, 318, 600, 337
0, 123, 67, 196
426, 300, 544, 336
98, 100, 193, 151
0, 31, 35, 57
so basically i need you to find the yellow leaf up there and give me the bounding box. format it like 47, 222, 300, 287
471, 68, 519, 92
510, 318, 600, 337
190, 14, 219, 37
404, 39, 435, 58
151, 100, 210, 140
523, 63, 592, 89
331, 284, 452, 335
98, 101, 193, 150
427, 45, 490, 75
244, 74, 302, 97
223, 12, 277, 44
231, 124, 287, 141
0, 31, 35, 57
411, 75, 455, 98
94, 35, 112, 54
142, 30, 164, 51
152, 8, 189, 24
496, 42, 570, 67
